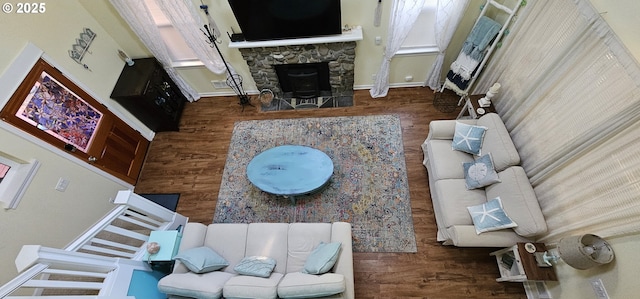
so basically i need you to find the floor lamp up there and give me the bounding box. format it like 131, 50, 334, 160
200, 5, 251, 110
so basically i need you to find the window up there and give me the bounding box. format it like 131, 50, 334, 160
0, 162, 10, 183
397, 0, 438, 55
0, 153, 40, 210
144, 0, 201, 67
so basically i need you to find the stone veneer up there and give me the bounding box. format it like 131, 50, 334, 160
238, 42, 356, 98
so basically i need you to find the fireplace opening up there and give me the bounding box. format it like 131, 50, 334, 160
274, 62, 332, 100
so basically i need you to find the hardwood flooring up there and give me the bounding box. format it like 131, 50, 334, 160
134, 87, 527, 298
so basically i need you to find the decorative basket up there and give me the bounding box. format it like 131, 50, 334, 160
258, 89, 274, 106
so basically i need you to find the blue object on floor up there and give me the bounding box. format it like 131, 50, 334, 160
127, 269, 167, 299
140, 193, 180, 212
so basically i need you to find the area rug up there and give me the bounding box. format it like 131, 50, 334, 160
213, 115, 417, 252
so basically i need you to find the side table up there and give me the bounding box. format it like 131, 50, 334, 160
490, 243, 558, 282
457, 94, 497, 119
144, 230, 182, 273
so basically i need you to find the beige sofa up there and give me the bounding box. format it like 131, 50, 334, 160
421, 113, 547, 247
158, 222, 354, 299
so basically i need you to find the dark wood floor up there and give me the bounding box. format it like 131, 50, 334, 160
134, 87, 526, 298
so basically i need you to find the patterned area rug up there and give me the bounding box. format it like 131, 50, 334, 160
213, 115, 417, 252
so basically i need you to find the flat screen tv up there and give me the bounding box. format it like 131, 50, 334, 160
228, 0, 342, 41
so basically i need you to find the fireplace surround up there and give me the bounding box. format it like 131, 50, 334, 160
230, 27, 363, 100
238, 42, 356, 99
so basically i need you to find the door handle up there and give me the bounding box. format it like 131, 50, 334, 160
88, 156, 97, 163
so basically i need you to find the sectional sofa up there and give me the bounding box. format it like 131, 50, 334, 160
158, 222, 354, 299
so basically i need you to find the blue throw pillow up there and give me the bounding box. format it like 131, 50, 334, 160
452, 122, 487, 155
302, 242, 342, 275
463, 153, 501, 189
173, 246, 229, 274
234, 256, 277, 278
467, 197, 518, 234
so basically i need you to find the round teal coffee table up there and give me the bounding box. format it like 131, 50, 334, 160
246, 145, 333, 203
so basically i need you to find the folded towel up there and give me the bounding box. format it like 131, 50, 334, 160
450, 52, 480, 81
445, 70, 471, 95
461, 16, 501, 61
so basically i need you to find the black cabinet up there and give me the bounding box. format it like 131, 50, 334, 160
110, 58, 186, 132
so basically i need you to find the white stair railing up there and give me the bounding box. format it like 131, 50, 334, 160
0, 190, 188, 298
69, 190, 187, 260
4, 245, 147, 298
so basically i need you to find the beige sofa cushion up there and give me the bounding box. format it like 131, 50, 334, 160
445, 225, 531, 247
486, 166, 547, 237
433, 179, 487, 227
204, 223, 248, 274
173, 222, 208, 274
223, 272, 284, 299
245, 223, 290, 274
278, 272, 346, 299
158, 271, 235, 299
425, 140, 474, 180
286, 223, 332, 273
476, 113, 520, 171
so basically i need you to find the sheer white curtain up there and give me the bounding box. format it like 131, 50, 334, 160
155, 0, 226, 75
370, 0, 425, 98
110, 0, 200, 102
474, 0, 640, 242
424, 0, 469, 90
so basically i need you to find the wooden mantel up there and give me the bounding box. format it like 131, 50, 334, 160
229, 26, 363, 49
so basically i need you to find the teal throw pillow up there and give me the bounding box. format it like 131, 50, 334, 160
302, 242, 342, 275
467, 197, 518, 234
452, 122, 487, 155
463, 153, 501, 189
173, 246, 229, 274
234, 256, 277, 278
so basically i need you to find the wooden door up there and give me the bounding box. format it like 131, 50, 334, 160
0, 58, 149, 185
88, 116, 149, 184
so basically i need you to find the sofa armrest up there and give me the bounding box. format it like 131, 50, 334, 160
331, 222, 354, 299
172, 222, 208, 274
445, 225, 531, 247
427, 119, 478, 141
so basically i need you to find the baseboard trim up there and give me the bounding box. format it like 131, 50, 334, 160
353, 82, 426, 90
199, 83, 427, 98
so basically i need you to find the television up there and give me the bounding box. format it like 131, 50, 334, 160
228, 0, 342, 41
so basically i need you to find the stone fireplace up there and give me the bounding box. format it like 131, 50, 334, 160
274, 62, 331, 99
237, 41, 357, 99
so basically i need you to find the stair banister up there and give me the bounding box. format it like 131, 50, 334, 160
0, 190, 188, 297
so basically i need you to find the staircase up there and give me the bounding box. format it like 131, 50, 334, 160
0, 190, 187, 298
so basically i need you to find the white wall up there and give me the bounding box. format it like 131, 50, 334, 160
546, 233, 639, 299
83, 0, 450, 95
590, 0, 640, 63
